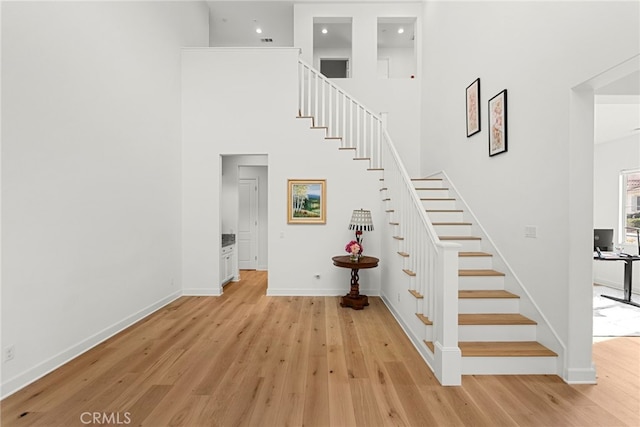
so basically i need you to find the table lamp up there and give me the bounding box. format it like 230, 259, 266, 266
348, 209, 374, 246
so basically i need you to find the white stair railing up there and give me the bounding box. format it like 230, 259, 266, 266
297, 58, 461, 385
298, 59, 382, 169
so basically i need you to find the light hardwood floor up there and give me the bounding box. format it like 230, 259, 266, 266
2, 270, 639, 426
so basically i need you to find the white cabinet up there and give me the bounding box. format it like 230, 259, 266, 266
220, 244, 235, 285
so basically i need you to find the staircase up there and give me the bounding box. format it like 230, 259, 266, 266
297, 58, 561, 384
384, 175, 558, 375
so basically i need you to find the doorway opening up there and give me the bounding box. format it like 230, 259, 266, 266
220, 155, 268, 293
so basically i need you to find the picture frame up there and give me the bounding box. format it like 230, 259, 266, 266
488, 89, 508, 156
287, 179, 326, 224
466, 78, 481, 137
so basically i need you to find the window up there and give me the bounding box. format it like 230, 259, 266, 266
621, 169, 640, 245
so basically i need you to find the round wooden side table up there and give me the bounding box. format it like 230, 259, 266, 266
332, 255, 379, 310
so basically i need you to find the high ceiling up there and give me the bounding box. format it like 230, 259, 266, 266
207, 1, 294, 47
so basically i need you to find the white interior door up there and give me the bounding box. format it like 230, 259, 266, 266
238, 178, 258, 270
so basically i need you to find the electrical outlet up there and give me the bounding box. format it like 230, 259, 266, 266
3, 345, 15, 363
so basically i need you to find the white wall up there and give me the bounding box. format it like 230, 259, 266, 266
294, 2, 423, 177
420, 1, 639, 382
378, 47, 416, 79
182, 48, 382, 297
1, 1, 209, 397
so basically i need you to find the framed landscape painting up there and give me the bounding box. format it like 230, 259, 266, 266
488, 89, 508, 156
287, 179, 326, 224
466, 78, 481, 137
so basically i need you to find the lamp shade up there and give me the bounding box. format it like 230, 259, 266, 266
348, 209, 374, 232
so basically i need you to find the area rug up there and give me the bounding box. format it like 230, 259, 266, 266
593, 285, 640, 337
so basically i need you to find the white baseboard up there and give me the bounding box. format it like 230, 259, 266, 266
266, 288, 379, 297
564, 364, 597, 384
1, 291, 182, 399
594, 280, 640, 295
182, 288, 222, 296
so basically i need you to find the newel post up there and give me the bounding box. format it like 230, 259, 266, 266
434, 242, 461, 385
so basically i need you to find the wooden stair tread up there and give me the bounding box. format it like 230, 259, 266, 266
423, 341, 556, 357
458, 341, 557, 357
458, 313, 537, 325
367, 168, 384, 171
393, 236, 405, 240
338, 147, 356, 150
459, 269, 505, 277
311, 126, 327, 129
439, 236, 481, 241
416, 313, 433, 325
389, 222, 399, 225
408, 289, 423, 299
382, 198, 391, 201
424, 341, 435, 353
354, 157, 371, 161
458, 290, 519, 299
459, 251, 493, 257
412, 178, 443, 181
386, 209, 395, 213
403, 269, 416, 277
397, 251, 409, 257
325, 136, 342, 140
380, 187, 388, 191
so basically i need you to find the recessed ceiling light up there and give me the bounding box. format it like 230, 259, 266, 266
322, 28, 328, 34
398, 28, 404, 34
256, 28, 262, 34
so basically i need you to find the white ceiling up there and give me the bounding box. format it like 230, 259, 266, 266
207, 1, 294, 47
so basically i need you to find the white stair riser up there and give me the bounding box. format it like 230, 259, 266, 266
423, 325, 433, 341
413, 180, 444, 188
433, 224, 473, 236
458, 298, 520, 314
441, 239, 482, 252
414, 189, 450, 198
458, 256, 493, 269
426, 211, 464, 222
422, 199, 457, 210
458, 324, 536, 341
461, 356, 557, 375
459, 275, 505, 290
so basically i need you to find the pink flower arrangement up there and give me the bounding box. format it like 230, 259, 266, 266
345, 240, 362, 255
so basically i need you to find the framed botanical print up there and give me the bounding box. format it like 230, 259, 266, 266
488, 89, 508, 156
466, 78, 481, 137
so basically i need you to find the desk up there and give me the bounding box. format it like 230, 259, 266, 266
594, 253, 640, 308
332, 255, 379, 310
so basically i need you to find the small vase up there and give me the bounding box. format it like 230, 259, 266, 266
350, 254, 359, 262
